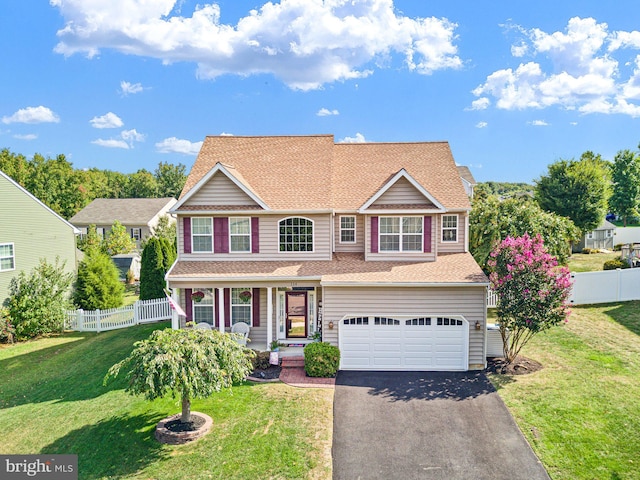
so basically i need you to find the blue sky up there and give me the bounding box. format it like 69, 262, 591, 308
1, 0, 640, 183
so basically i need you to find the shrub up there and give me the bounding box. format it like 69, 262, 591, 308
581, 248, 594, 254
603, 258, 630, 270
0, 308, 15, 344
251, 350, 271, 370
614, 243, 623, 251
74, 251, 124, 310
139, 237, 165, 300
6, 258, 74, 340
304, 342, 340, 377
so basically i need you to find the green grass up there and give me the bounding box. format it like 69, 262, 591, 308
0, 322, 333, 479
567, 251, 620, 272
488, 302, 640, 480
122, 283, 139, 306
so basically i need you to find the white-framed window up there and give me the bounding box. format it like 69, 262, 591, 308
606, 229, 613, 238
0, 243, 15, 271
340, 216, 356, 243
231, 287, 252, 326
229, 217, 251, 252
131, 228, 141, 241
192, 288, 214, 324
96, 227, 105, 239
587, 231, 594, 240
441, 215, 458, 243
279, 217, 314, 252
191, 217, 213, 252
379, 216, 423, 252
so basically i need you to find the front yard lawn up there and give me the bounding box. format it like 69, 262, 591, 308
567, 251, 620, 272
488, 302, 640, 480
0, 322, 333, 479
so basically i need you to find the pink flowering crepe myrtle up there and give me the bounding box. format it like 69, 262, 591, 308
487, 233, 573, 363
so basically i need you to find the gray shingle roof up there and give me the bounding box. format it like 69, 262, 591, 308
69, 198, 177, 226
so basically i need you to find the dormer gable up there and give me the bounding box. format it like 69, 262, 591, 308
174, 163, 269, 211
359, 169, 445, 214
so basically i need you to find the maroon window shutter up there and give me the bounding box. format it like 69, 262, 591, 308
251, 217, 260, 253
224, 288, 231, 328
185, 288, 193, 322
371, 216, 379, 253
424, 216, 432, 253
252, 288, 260, 326
214, 290, 219, 328
214, 217, 229, 253
183, 217, 191, 254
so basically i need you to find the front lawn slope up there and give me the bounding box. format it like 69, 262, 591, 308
0, 323, 333, 480
488, 302, 640, 480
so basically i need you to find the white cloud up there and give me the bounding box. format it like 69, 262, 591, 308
317, 108, 339, 116
475, 121, 488, 128
92, 128, 145, 149
529, 120, 549, 126
570, 121, 578, 125
13, 133, 38, 140
471, 17, 640, 117
51, 0, 462, 90
90, 112, 123, 129
155, 137, 203, 154
92, 138, 129, 149
469, 97, 490, 110
120, 81, 144, 95
339, 132, 367, 143
219, 132, 234, 136
2, 106, 60, 124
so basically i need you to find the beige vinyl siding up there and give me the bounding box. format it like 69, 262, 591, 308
0, 175, 77, 304
436, 213, 467, 253
334, 214, 364, 253
372, 176, 435, 206
178, 214, 332, 261
186, 173, 259, 206
364, 215, 436, 262
322, 286, 486, 368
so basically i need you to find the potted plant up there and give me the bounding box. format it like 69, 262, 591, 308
239, 290, 252, 302
192, 291, 205, 303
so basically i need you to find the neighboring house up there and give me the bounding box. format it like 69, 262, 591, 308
166, 135, 489, 371
457, 166, 476, 198
112, 253, 141, 281
0, 170, 79, 305
575, 220, 616, 252
69, 197, 177, 248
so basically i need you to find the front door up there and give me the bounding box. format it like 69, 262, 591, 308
286, 291, 307, 338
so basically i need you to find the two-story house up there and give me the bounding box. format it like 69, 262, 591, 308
166, 135, 489, 371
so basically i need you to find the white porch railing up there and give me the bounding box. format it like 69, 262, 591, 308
66, 297, 172, 332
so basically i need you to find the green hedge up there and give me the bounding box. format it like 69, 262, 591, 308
304, 342, 340, 377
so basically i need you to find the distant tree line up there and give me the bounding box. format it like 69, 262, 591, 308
0, 148, 187, 219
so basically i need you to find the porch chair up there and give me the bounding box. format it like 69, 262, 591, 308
231, 322, 250, 346
194, 322, 212, 330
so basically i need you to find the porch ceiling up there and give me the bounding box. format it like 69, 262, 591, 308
167, 252, 488, 285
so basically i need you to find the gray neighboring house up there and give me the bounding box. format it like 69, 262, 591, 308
457, 166, 476, 198
0, 170, 79, 305
69, 197, 177, 249
575, 220, 616, 252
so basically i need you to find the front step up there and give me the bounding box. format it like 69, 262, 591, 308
281, 356, 304, 368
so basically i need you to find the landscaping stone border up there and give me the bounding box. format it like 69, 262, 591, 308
155, 411, 212, 445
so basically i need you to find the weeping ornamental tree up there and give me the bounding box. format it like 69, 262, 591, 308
487, 234, 572, 364
105, 329, 254, 424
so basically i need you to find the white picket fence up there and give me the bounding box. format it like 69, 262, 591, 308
66, 297, 172, 332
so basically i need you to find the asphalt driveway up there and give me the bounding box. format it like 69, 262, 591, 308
332, 371, 550, 480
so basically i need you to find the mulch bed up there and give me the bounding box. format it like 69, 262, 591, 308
165, 414, 207, 433
249, 364, 282, 380
486, 356, 543, 375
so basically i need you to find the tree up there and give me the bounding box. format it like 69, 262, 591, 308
74, 251, 124, 310
139, 237, 166, 300
155, 161, 187, 198
77, 224, 106, 255
609, 148, 640, 226
105, 328, 254, 423
487, 234, 572, 364
142, 215, 176, 249
5, 258, 74, 340
159, 237, 177, 272
104, 220, 137, 255
535, 153, 611, 234
469, 195, 580, 271
124, 169, 158, 198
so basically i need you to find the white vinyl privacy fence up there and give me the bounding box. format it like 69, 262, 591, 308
569, 268, 640, 305
66, 297, 172, 332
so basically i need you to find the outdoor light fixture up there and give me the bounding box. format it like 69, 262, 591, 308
475, 321, 481, 330
328, 321, 334, 329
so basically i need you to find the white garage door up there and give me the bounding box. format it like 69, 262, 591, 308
339, 315, 469, 371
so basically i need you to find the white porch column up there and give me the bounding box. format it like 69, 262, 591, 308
217, 288, 225, 333
266, 287, 273, 347
171, 289, 180, 330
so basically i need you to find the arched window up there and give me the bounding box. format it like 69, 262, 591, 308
279, 217, 314, 252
